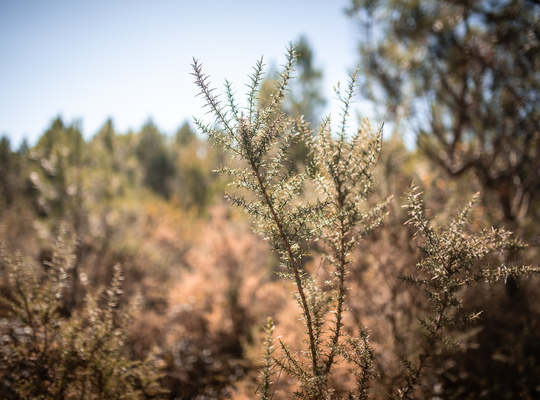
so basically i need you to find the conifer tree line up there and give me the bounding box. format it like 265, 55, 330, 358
1, 2, 540, 398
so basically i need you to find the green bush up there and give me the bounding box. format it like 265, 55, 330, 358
193, 45, 539, 399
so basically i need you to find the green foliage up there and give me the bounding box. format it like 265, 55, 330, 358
171, 122, 224, 212
135, 121, 176, 199
0, 136, 25, 210
0, 226, 166, 399
175, 121, 196, 146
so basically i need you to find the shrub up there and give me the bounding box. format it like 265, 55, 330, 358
0, 225, 166, 399
192, 44, 539, 399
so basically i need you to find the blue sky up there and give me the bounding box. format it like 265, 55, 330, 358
1, 0, 366, 147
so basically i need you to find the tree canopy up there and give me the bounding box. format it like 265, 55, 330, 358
348, 0, 540, 222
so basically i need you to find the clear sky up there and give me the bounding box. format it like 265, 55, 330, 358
0, 0, 366, 148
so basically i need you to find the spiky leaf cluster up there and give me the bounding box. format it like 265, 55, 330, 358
395, 186, 540, 398
404, 186, 537, 311
193, 45, 319, 270
258, 317, 278, 400
310, 68, 389, 252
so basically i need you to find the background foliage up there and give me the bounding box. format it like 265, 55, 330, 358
1, 6, 540, 398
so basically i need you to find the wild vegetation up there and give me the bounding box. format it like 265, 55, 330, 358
192, 44, 539, 399
1, 2, 540, 398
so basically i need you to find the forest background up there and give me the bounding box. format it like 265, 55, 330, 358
1, 1, 539, 399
